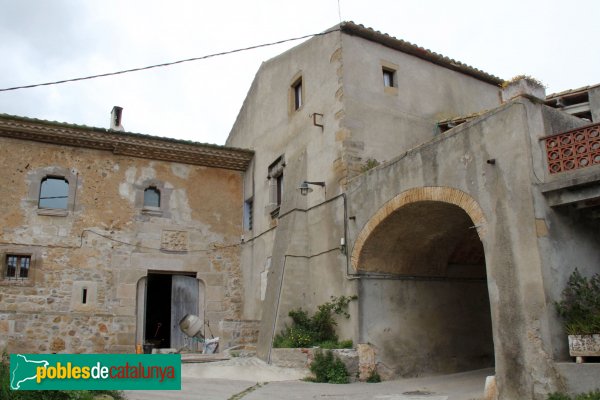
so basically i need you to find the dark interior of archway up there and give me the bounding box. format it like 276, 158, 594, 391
357, 201, 485, 277
357, 200, 494, 376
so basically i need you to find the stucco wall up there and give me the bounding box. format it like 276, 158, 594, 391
227, 31, 353, 331
359, 279, 493, 378
340, 34, 501, 174
345, 98, 570, 398
226, 29, 506, 359
0, 136, 244, 353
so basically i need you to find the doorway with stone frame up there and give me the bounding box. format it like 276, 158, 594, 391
136, 272, 204, 351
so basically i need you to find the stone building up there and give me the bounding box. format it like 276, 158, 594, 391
227, 22, 600, 398
2, 20, 599, 400
0, 112, 256, 354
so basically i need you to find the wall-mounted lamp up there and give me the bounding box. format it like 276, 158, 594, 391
297, 181, 326, 196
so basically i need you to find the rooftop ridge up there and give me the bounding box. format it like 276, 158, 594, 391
340, 21, 503, 86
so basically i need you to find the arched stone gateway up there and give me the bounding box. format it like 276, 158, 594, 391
351, 187, 487, 271
352, 187, 494, 378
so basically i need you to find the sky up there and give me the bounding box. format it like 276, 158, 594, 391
0, 0, 598, 145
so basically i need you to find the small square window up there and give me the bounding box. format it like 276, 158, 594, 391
5, 255, 31, 280
383, 68, 395, 88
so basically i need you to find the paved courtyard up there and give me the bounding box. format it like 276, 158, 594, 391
124, 358, 491, 400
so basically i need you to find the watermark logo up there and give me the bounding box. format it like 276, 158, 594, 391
10, 354, 181, 390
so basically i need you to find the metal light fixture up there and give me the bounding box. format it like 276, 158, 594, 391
297, 181, 326, 196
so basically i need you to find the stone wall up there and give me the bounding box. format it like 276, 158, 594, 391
0, 135, 245, 354
218, 319, 261, 350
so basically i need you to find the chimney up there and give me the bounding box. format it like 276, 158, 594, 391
110, 106, 124, 131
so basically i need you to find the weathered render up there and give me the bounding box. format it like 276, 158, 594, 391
0, 114, 256, 354
227, 22, 600, 399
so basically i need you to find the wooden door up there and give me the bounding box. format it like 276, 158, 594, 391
170, 275, 199, 349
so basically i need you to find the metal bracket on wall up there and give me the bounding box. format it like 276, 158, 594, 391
311, 113, 324, 131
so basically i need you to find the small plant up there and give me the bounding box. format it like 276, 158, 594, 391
273, 295, 357, 349
548, 391, 600, 400
548, 393, 572, 400
501, 74, 545, 88
360, 158, 380, 173
308, 350, 349, 384
555, 269, 600, 335
366, 370, 381, 383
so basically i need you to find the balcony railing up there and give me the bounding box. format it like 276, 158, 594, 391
542, 122, 600, 174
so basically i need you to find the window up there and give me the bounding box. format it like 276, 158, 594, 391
289, 73, 304, 113
39, 177, 69, 209
381, 61, 399, 94
144, 187, 161, 208
244, 198, 253, 231
383, 68, 395, 88
136, 180, 171, 217
275, 175, 283, 206
293, 78, 303, 110
5, 255, 30, 280
267, 155, 285, 218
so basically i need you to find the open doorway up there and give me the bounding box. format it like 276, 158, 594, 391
143, 272, 200, 349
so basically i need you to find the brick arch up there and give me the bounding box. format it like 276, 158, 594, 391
350, 186, 487, 271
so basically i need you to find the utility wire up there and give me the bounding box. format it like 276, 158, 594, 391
0, 28, 341, 93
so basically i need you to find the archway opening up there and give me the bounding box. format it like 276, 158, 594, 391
356, 200, 494, 377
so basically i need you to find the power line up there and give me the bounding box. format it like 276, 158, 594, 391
0, 28, 341, 93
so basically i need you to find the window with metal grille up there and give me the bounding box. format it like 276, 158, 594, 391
244, 198, 253, 230
5, 255, 31, 279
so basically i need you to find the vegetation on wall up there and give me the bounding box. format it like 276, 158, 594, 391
360, 158, 380, 173
273, 295, 357, 349
555, 269, 600, 335
501, 74, 545, 88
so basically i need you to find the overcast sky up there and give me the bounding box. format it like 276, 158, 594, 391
0, 0, 598, 145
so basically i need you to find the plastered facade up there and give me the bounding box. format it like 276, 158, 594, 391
227, 22, 600, 399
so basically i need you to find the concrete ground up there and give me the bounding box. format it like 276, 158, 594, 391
123, 357, 492, 400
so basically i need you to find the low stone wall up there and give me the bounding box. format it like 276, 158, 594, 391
0, 312, 136, 354
556, 363, 600, 395
270, 346, 378, 381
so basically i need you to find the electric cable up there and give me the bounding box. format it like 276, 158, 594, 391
0, 28, 341, 93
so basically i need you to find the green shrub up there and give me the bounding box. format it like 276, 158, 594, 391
555, 269, 600, 335
548, 394, 572, 400
574, 391, 600, 400
309, 350, 349, 384
273, 295, 357, 349
548, 391, 600, 400
366, 370, 381, 383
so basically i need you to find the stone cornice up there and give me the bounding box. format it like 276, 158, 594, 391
0, 114, 253, 171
